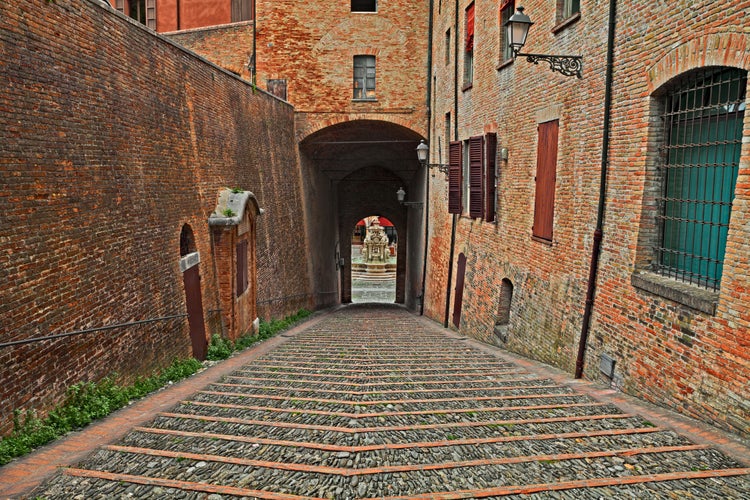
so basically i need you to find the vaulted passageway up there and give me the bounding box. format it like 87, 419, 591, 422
298, 119, 426, 310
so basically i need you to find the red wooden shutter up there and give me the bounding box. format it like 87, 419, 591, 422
448, 141, 463, 214
533, 120, 559, 241
485, 133, 497, 222
469, 135, 484, 219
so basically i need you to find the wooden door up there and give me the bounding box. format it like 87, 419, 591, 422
452, 253, 467, 328
182, 265, 207, 360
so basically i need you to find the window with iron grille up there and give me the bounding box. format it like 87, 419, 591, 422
352, 0, 377, 12
557, 0, 580, 22
654, 67, 746, 291
499, 0, 514, 64
353, 56, 376, 100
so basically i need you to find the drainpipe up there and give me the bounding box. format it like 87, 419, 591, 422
443, 0, 460, 328
420, 0, 435, 315
251, 0, 257, 86
575, 0, 617, 379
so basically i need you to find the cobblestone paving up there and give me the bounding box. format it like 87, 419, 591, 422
33, 305, 750, 499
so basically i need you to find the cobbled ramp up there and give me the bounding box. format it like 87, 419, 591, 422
34, 305, 750, 499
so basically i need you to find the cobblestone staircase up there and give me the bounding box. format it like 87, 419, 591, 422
35, 306, 750, 499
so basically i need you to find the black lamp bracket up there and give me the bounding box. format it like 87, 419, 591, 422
515, 51, 583, 79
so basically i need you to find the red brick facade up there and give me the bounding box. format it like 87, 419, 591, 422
423, 0, 749, 437
3, 0, 746, 441
0, 0, 310, 435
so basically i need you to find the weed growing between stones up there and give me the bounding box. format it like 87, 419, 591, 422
206, 309, 312, 361
0, 357, 202, 466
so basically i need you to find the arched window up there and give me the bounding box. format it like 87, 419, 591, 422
654, 67, 746, 290
497, 278, 514, 327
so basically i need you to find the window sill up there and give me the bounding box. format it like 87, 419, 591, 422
531, 235, 553, 246
631, 271, 718, 315
496, 58, 514, 71
352, 98, 377, 102
462, 82, 473, 92
552, 12, 581, 34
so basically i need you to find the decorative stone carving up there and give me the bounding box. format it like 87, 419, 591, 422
362, 220, 390, 263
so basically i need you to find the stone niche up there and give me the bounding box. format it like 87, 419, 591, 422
208, 188, 263, 340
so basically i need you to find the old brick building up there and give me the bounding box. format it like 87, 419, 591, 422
422, 0, 749, 438
1, 0, 747, 441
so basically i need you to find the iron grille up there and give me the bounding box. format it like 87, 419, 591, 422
655, 67, 746, 291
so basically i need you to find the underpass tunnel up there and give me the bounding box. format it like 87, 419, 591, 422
298, 119, 427, 310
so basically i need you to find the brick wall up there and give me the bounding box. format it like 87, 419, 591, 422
425, 0, 608, 372
585, 0, 750, 437
424, 0, 749, 437
0, 0, 310, 435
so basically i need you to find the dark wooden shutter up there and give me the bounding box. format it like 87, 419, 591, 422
533, 120, 559, 241
485, 132, 497, 223
236, 239, 248, 296
452, 253, 467, 328
469, 135, 484, 219
448, 141, 463, 214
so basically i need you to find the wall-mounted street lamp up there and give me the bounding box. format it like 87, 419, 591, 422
416, 140, 449, 177
505, 6, 583, 79
396, 187, 423, 207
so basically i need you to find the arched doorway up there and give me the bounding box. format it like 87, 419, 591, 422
351, 216, 397, 303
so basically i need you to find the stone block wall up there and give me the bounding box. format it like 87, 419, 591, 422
0, 0, 310, 435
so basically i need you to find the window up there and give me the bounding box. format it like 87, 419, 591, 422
232, 0, 254, 22
448, 141, 463, 214
463, 3, 475, 87
557, 0, 580, 22
352, 0, 377, 12
499, 0, 515, 64
118, 0, 156, 29
353, 56, 376, 100
533, 120, 559, 241
236, 239, 248, 296
654, 68, 745, 291
445, 28, 451, 66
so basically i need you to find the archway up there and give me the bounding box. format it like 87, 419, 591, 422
297, 119, 427, 310
351, 216, 398, 303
